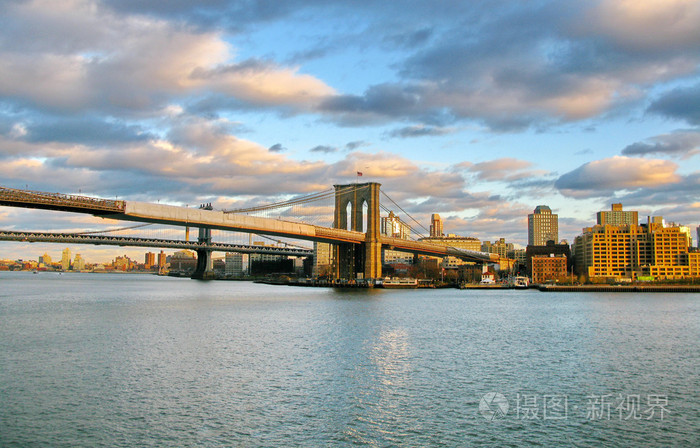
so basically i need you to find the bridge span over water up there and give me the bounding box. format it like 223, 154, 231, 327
0, 230, 313, 257
0, 185, 500, 279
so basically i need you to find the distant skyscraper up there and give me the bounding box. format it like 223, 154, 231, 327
225, 252, 244, 277
158, 251, 167, 271
73, 253, 85, 271
145, 252, 155, 269
430, 214, 443, 237
381, 211, 410, 239
61, 248, 71, 271
528, 205, 558, 246
597, 203, 638, 226
39, 252, 52, 267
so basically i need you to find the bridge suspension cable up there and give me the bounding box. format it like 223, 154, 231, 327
223, 184, 363, 214
251, 234, 312, 250
69, 223, 153, 235
380, 191, 431, 238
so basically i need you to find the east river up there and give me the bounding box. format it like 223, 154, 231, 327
1, 271, 698, 447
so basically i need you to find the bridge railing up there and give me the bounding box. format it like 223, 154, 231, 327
0, 187, 125, 213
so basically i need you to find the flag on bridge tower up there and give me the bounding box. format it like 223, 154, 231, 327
357, 171, 363, 177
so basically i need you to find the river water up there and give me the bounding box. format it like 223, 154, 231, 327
0, 272, 698, 447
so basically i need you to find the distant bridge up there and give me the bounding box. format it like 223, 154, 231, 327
0, 185, 501, 279
0, 230, 313, 257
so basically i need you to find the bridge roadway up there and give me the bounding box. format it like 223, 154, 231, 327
0, 186, 499, 263
0, 230, 313, 256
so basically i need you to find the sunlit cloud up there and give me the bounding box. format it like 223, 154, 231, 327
555, 156, 681, 198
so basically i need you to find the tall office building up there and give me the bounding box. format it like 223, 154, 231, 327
430, 214, 443, 237
144, 252, 155, 269
225, 252, 244, 277
157, 250, 167, 270
313, 242, 332, 277
597, 203, 638, 226
481, 238, 514, 259
61, 248, 71, 271
697, 225, 699, 249
39, 252, 52, 267
528, 206, 558, 246
73, 254, 85, 271
381, 211, 410, 239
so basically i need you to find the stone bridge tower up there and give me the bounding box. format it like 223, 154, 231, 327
333, 182, 382, 279
192, 203, 214, 280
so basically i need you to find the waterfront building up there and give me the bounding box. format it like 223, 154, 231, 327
647, 224, 695, 279
430, 214, 444, 238
526, 241, 571, 277
507, 249, 527, 272
381, 211, 410, 239
61, 248, 71, 271
528, 205, 558, 246
382, 249, 414, 265
157, 250, 167, 270
38, 252, 52, 267
419, 235, 481, 268
573, 218, 699, 281
481, 238, 513, 259
597, 203, 638, 226
249, 243, 290, 275
73, 253, 85, 271
697, 225, 700, 249
144, 252, 155, 269
249, 243, 284, 264
169, 250, 196, 273
313, 242, 332, 278
531, 255, 568, 284
113, 255, 136, 271
225, 252, 244, 277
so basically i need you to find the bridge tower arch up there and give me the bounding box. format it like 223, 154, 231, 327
333, 182, 382, 280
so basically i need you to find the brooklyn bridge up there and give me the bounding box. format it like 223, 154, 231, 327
0, 184, 501, 279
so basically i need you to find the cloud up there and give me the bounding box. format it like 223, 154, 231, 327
20, 117, 153, 145
648, 83, 700, 126
190, 58, 335, 109
621, 131, 700, 158
583, 0, 700, 52
387, 125, 456, 138
309, 145, 338, 154
0, 1, 334, 116
383, 27, 434, 49
611, 172, 700, 207
458, 158, 549, 183
268, 143, 286, 152
555, 156, 681, 198
310, 1, 700, 131
344, 141, 368, 151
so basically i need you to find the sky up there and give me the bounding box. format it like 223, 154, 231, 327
1, 0, 700, 263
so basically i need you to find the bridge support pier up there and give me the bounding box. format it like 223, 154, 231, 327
333, 182, 382, 280
192, 206, 215, 279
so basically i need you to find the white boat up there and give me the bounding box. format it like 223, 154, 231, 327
511, 276, 530, 288
380, 277, 418, 289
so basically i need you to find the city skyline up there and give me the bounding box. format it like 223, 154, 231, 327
1, 1, 699, 261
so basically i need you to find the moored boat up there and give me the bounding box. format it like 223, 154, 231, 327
511, 276, 530, 288
380, 277, 418, 289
